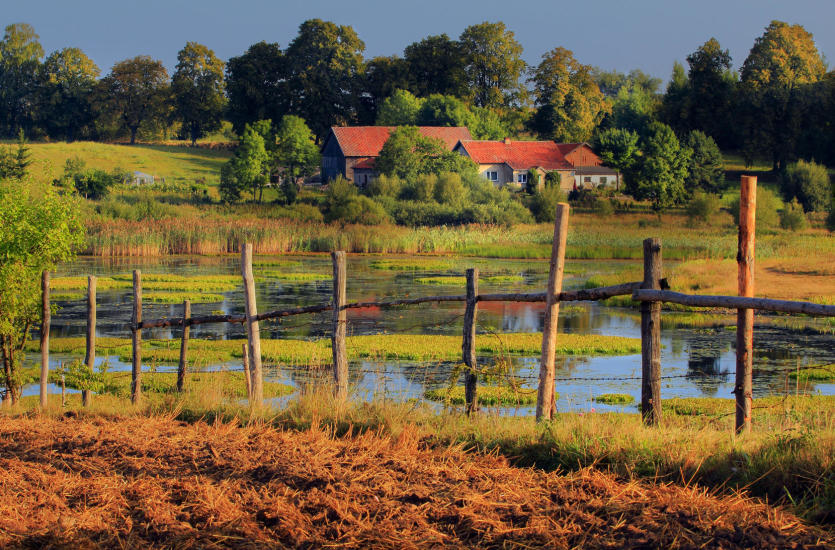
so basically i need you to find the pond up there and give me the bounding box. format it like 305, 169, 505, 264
21, 254, 835, 414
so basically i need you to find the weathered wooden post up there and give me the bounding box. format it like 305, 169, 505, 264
735, 175, 757, 433
83, 275, 96, 407
641, 238, 662, 425
40, 271, 50, 410
60, 369, 65, 408
131, 270, 142, 405
331, 251, 348, 400
241, 244, 263, 405
177, 300, 191, 393
463, 268, 479, 415
536, 203, 570, 421
242, 343, 253, 401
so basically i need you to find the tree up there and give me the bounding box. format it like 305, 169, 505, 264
222, 123, 270, 202
629, 122, 691, 210
285, 19, 365, 140
73, 168, 122, 199
608, 82, 657, 136
592, 68, 661, 98
684, 130, 724, 194
376, 126, 475, 181
594, 127, 640, 175
740, 21, 826, 171
469, 106, 509, 140
403, 34, 467, 98
686, 38, 736, 148
529, 47, 609, 142
459, 22, 527, 109
96, 56, 170, 144
659, 61, 691, 136
274, 115, 320, 185
416, 94, 474, 127
781, 159, 831, 212
0, 131, 31, 180
362, 56, 411, 122
0, 23, 43, 136
172, 42, 225, 145
375, 89, 423, 126
0, 178, 84, 404
225, 41, 287, 135
37, 47, 99, 140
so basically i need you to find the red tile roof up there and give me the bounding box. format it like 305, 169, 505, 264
353, 157, 376, 170
556, 143, 585, 156
457, 140, 573, 170
330, 126, 472, 158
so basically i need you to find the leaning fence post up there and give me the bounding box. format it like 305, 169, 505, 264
536, 203, 570, 421
241, 244, 263, 405
331, 251, 348, 400
40, 270, 50, 410
735, 175, 757, 434
177, 300, 191, 393
641, 238, 662, 426
83, 275, 96, 407
242, 342, 253, 401
463, 268, 479, 415
131, 270, 142, 405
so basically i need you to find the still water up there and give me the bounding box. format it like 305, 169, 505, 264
23, 255, 835, 413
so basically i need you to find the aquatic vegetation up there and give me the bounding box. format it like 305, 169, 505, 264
424, 385, 540, 405
143, 292, 226, 304
369, 258, 453, 271
51, 276, 131, 291
789, 365, 835, 382
415, 276, 465, 285
593, 393, 636, 405
253, 259, 303, 267
258, 271, 331, 281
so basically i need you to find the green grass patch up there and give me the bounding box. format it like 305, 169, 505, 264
424, 385, 540, 405
415, 276, 464, 285
369, 258, 453, 271
144, 292, 226, 304
594, 393, 635, 405
789, 365, 835, 382
253, 259, 303, 267
258, 271, 331, 281
51, 276, 131, 291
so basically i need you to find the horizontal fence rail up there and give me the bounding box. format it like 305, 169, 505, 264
633, 289, 835, 317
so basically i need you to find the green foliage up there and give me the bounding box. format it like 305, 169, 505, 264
684, 38, 735, 148
827, 208, 835, 233
686, 191, 721, 224
594, 128, 639, 174
0, 23, 43, 136
0, 178, 84, 402
545, 171, 562, 188
629, 122, 691, 211
73, 168, 123, 199
593, 196, 615, 216
274, 115, 320, 184
529, 185, 566, 222
375, 88, 422, 125
729, 186, 781, 228
425, 385, 539, 406
366, 173, 402, 198
779, 198, 808, 231
224, 41, 286, 134
593, 393, 635, 405
685, 130, 724, 194
459, 21, 527, 109
529, 47, 609, 142
37, 47, 100, 141
323, 176, 357, 221
525, 169, 541, 194
0, 131, 31, 179
433, 172, 467, 207
403, 34, 467, 98
416, 93, 472, 127
376, 126, 476, 181
780, 159, 831, 212
172, 42, 226, 146
222, 122, 270, 202
609, 83, 657, 136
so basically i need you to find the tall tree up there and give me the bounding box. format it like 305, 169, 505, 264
274, 115, 320, 184
684, 130, 724, 194
375, 89, 423, 126
285, 19, 365, 140
594, 127, 640, 175
403, 34, 467, 97
686, 38, 736, 147
659, 61, 691, 136
172, 42, 226, 145
416, 94, 474, 127
362, 56, 411, 123
37, 47, 99, 140
459, 22, 527, 109
592, 68, 661, 98
0, 23, 44, 136
96, 56, 170, 144
740, 21, 826, 171
529, 47, 609, 142
376, 126, 475, 181
225, 41, 286, 135
629, 121, 691, 211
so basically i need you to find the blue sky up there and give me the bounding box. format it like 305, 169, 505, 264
5, 0, 833, 81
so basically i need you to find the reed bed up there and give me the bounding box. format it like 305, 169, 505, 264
0, 414, 830, 548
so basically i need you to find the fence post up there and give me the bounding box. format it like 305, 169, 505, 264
83, 275, 96, 407
131, 270, 142, 405
641, 238, 662, 426
40, 270, 50, 410
242, 342, 253, 401
60, 369, 65, 408
177, 300, 191, 393
735, 175, 757, 434
536, 203, 570, 421
241, 244, 263, 405
463, 268, 479, 415
332, 251, 348, 400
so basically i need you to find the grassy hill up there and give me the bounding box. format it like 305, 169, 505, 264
23, 141, 232, 186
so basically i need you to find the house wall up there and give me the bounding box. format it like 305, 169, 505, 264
321, 135, 346, 182
565, 146, 602, 167
574, 173, 618, 189
353, 169, 375, 187
476, 163, 513, 187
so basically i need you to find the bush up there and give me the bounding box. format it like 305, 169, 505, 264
525, 169, 541, 194
729, 187, 780, 228
779, 199, 808, 231
74, 169, 123, 200
593, 197, 615, 216
323, 176, 358, 222
400, 174, 437, 201
545, 171, 562, 188
780, 160, 831, 212
367, 173, 402, 198
434, 172, 467, 207
686, 192, 721, 224
529, 185, 567, 222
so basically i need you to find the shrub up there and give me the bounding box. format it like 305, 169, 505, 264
525, 169, 541, 194
780, 160, 831, 212
545, 170, 562, 188
729, 186, 780, 228
323, 176, 358, 222
400, 174, 437, 201
74, 169, 123, 200
367, 173, 402, 198
529, 185, 567, 222
779, 199, 808, 231
686, 192, 721, 224
593, 197, 615, 216
434, 172, 467, 207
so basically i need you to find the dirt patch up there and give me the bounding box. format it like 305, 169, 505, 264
0, 415, 830, 549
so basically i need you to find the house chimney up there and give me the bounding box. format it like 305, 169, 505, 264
503, 137, 511, 145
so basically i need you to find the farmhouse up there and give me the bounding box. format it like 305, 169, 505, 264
557, 143, 621, 190
320, 126, 472, 185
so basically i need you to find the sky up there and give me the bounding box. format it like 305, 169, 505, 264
4, 0, 834, 81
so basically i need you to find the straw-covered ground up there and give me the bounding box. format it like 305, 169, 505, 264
0, 415, 831, 549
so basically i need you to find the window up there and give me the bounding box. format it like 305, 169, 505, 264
485, 171, 498, 181
517, 173, 527, 184
600, 176, 607, 185
583, 176, 592, 183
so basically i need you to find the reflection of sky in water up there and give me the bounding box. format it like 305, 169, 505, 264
20, 255, 835, 414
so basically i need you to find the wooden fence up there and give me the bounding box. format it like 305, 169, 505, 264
38, 177, 835, 432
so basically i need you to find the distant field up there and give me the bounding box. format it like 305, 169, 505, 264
23, 141, 231, 186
